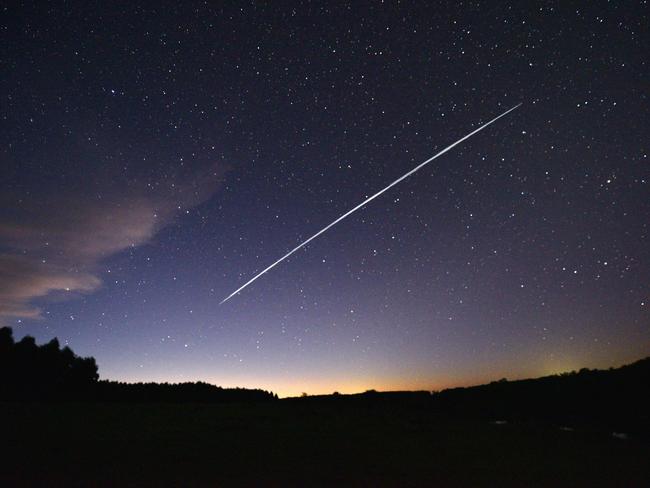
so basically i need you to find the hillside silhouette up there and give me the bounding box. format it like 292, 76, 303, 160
286, 357, 650, 438
2, 325, 649, 421
1, 326, 649, 485
431, 357, 650, 434
0, 327, 275, 402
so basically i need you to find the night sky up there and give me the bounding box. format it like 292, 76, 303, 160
1, 2, 648, 397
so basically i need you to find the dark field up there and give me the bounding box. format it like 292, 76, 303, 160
2, 400, 649, 487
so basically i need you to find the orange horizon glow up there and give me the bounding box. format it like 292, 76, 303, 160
103, 358, 641, 399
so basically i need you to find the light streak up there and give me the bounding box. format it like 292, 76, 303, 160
221, 103, 521, 304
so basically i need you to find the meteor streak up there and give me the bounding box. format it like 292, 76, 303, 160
221, 103, 522, 304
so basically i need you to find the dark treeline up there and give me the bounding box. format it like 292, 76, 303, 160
287, 389, 433, 407
0, 326, 98, 400
290, 358, 650, 436
0, 327, 276, 402
93, 381, 276, 403
431, 357, 650, 434
3, 324, 648, 425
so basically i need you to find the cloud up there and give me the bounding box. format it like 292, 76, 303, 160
0, 254, 101, 320
0, 162, 223, 322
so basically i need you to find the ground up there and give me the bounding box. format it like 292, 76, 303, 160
2, 400, 648, 487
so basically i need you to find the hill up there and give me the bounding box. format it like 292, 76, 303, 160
432, 357, 650, 434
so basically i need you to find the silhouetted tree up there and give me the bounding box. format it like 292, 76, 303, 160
0, 327, 276, 403
0, 327, 99, 400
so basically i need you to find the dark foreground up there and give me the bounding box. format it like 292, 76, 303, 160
2, 400, 648, 487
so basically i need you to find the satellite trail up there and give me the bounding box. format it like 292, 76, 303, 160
221, 104, 522, 304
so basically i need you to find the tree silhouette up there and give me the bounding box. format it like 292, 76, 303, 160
0, 327, 275, 403
0, 327, 98, 400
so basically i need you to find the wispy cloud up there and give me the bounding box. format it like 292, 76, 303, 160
0, 254, 101, 319
0, 162, 223, 322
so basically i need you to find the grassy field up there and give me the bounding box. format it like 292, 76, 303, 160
2, 400, 649, 487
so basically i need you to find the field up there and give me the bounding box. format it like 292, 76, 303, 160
2, 399, 649, 487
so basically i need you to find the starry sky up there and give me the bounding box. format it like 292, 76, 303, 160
1, 1, 648, 397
